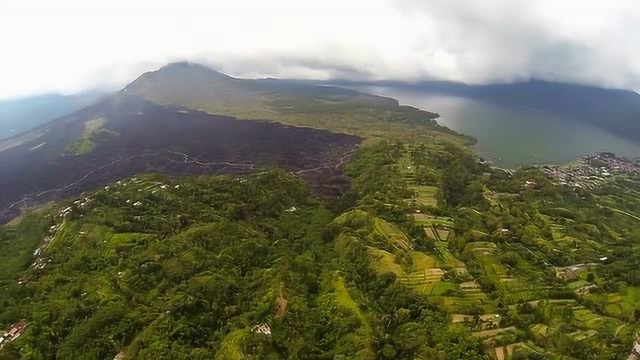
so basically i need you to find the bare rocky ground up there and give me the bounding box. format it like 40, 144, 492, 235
0, 96, 361, 223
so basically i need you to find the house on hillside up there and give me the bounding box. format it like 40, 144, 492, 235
251, 323, 272, 336
556, 266, 579, 281
629, 337, 640, 359
0, 321, 28, 349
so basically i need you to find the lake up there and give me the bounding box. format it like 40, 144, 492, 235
355, 86, 640, 168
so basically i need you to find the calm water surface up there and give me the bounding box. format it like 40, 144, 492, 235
357, 86, 640, 168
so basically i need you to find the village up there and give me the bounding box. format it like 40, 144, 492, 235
539, 152, 640, 189
0, 321, 28, 350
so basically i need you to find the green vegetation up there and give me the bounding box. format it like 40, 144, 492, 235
0, 214, 50, 326
0, 215, 49, 284
3, 138, 640, 358
65, 117, 118, 155
2, 64, 640, 358
0, 168, 486, 359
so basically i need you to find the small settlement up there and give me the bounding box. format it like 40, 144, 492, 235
540, 152, 640, 189
0, 322, 28, 350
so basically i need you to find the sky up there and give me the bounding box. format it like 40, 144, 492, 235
1, 0, 639, 99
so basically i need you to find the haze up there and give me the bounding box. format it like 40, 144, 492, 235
1, 0, 639, 100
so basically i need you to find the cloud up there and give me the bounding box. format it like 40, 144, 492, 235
0, 0, 639, 99
391, 0, 640, 87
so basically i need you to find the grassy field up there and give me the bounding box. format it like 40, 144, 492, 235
329, 276, 374, 356
368, 248, 404, 276
412, 185, 439, 207
7, 202, 54, 226
64, 117, 118, 155
413, 214, 454, 227
586, 286, 640, 319
217, 329, 249, 360
472, 326, 517, 339
372, 218, 413, 250
434, 242, 466, 270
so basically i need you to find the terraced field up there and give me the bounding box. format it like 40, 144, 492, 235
413, 213, 454, 228
463, 242, 554, 304
412, 185, 439, 207
458, 281, 493, 308
369, 248, 455, 297
368, 248, 404, 276
372, 217, 413, 250
366, 221, 496, 313
492, 342, 548, 360
368, 144, 640, 356
586, 286, 640, 319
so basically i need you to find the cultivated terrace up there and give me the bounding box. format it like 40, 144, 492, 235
2, 69, 640, 359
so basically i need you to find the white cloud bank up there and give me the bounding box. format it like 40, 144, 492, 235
0, 0, 639, 99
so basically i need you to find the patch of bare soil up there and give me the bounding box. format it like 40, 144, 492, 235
275, 286, 288, 319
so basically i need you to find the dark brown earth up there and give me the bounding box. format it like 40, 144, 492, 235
0, 96, 361, 223
275, 285, 288, 319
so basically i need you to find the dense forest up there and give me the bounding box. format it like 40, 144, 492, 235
0, 153, 486, 359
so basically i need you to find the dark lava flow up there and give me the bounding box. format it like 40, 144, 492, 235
0, 96, 361, 223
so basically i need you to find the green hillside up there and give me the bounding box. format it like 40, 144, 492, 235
1, 64, 640, 359
0, 168, 488, 359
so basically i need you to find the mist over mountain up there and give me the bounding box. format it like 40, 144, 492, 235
0, 91, 108, 139
3, 0, 640, 99
324, 78, 640, 143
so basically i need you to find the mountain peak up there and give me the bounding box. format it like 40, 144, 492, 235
122, 61, 238, 98
155, 61, 235, 79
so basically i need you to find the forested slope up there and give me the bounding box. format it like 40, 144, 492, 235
0, 162, 487, 359
1, 63, 640, 359
3, 140, 640, 359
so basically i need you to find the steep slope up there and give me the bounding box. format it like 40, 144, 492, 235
5, 141, 639, 358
